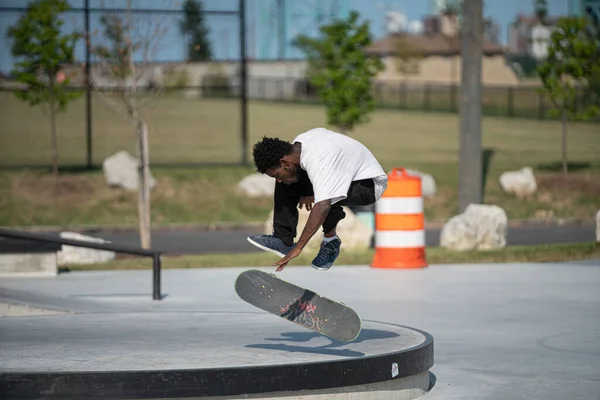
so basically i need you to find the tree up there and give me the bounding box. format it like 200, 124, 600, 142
440, 0, 462, 16
537, 16, 600, 176
585, 4, 600, 38
180, 0, 212, 61
293, 10, 384, 134
534, 0, 548, 24
89, 0, 171, 249
7, 0, 81, 177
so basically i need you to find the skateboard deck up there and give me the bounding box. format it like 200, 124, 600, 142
235, 269, 362, 342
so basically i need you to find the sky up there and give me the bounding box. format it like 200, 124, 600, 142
0, 0, 575, 74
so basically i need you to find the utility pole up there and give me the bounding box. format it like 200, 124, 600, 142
458, 0, 483, 212
277, 0, 286, 59
85, 0, 93, 169
239, 0, 248, 165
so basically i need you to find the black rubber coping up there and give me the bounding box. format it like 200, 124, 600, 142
0, 322, 434, 399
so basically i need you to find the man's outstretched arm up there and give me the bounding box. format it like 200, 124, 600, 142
273, 200, 331, 271
295, 200, 331, 250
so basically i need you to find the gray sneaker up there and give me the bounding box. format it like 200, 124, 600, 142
247, 235, 295, 258
311, 237, 341, 271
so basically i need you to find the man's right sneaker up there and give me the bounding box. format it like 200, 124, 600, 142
311, 237, 341, 271
247, 235, 296, 258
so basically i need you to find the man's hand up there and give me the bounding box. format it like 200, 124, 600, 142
274, 246, 303, 272
299, 196, 314, 211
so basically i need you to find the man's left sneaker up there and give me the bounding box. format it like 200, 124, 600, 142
311, 237, 341, 271
247, 234, 295, 258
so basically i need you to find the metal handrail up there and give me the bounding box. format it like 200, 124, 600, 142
0, 228, 162, 300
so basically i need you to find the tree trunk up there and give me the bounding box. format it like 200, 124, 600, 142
458, 0, 484, 212
49, 99, 59, 178
123, 0, 150, 248
137, 121, 151, 249
561, 109, 568, 178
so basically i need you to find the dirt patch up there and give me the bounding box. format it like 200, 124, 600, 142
12, 174, 97, 203
536, 173, 600, 198
530, 173, 600, 219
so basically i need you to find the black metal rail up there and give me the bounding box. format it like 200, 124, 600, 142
0, 228, 162, 300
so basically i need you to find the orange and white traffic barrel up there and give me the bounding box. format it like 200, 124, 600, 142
371, 168, 428, 269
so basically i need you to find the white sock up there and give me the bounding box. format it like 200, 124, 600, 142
323, 235, 338, 243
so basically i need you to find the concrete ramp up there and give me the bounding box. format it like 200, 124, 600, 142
0, 311, 434, 399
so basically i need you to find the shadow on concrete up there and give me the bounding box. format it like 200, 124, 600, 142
245, 343, 366, 357
245, 329, 401, 358
266, 328, 400, 344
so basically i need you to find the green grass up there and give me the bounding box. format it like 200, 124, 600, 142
0, 165, 274, 226
60, 242, 600, 272
1, 91, 599, 167
0, 92, 599, 227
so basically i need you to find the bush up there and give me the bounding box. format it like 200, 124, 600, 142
202, 63, 231, 97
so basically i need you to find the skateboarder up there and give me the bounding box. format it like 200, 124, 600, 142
247, 127, 388, 272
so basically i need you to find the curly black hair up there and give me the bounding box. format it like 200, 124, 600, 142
252, 136, 293, 173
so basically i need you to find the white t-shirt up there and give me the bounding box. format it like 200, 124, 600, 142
293, 128, 388, 205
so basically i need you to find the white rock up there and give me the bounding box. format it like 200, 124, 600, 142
238, 173, 275, 197
596, 210, 600, 243
56, 232, 116, 266
440, 204, 508, 251
103, 150, 156, 191
263, 206, 372, 251
499, 167, 537, 197
403, 168, 437, 197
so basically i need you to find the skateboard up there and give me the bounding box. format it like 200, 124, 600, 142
234, 269, 362, 342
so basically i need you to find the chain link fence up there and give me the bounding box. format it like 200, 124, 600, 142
0, 0, 248, 169
1, 1, 597, 169
203, 75, 600, 122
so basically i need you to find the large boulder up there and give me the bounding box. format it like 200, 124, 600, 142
499, 167, 537, 197
238, 173, 275, 197
596, 210, 600, 243
263, 206, 372, 251
440, 204, 508, 251
103, 150, 156, 191
56, 232, 116, 266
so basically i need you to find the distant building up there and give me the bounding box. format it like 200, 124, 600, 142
363, 13, 518, 85
530, 23, 557, 60
364, 36, 517, 85
508, 14, 560, 58
484, 19, 501, 44
422, 11, 501, 44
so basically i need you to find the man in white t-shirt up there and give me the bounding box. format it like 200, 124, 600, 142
247, 127, 388, 272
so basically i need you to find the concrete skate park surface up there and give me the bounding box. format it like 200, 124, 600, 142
1, 261, 600, 399
1, 313, 433, 399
